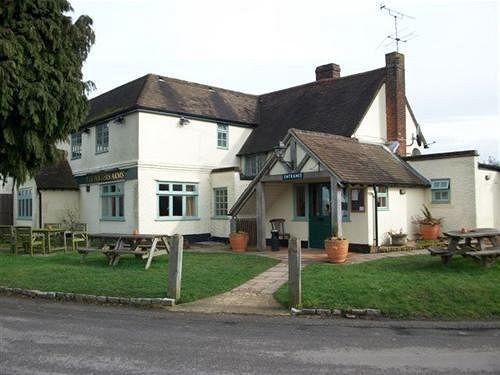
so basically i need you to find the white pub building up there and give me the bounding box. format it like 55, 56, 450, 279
15, 52, 500, 251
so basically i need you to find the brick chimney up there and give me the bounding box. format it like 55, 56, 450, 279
385, 52, 406, 156
315, 63, 341, 81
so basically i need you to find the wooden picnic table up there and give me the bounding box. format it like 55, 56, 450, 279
428, 228, 500, 266
33, 228, 69, 253
81, 233, 171, 269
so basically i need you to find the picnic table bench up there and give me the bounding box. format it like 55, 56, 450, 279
80, 233, 171, 270
428, 228, 500, 266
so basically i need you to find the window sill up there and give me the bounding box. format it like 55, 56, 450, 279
17, 217, 32, 220
211, 216, 229, 220
217, 146, 228, 150
292, 217, 308, 222
100, 217, 125, 222
155, 217, 200, 221
95, 150, 109, 155
71, 157, 82, 160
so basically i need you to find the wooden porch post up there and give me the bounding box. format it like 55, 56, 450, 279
330, 176, 343, 237
256, 182, 266, 251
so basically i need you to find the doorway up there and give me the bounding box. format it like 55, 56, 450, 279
308, 183, 331, 249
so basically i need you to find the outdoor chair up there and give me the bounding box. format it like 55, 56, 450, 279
68, 223, 89, 251
269, 218, 290, 240
0, 225, 15, 253
14, 226, 45, 256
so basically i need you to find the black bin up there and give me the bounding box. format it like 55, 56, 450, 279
271, 229, 280, 251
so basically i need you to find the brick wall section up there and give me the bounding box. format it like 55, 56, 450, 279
385, 52, 406, 156
315, 63, 341, 81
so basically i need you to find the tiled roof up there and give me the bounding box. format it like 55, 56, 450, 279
86, 74, 259, 126
292, 129, 429, 186
238, 68, 387, 155
35, 160, 79, 190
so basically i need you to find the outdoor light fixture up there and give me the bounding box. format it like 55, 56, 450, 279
115, 116, 125, 124
178, 116, 190, 126
83, 128, 90, 134
273, 141, 287, 160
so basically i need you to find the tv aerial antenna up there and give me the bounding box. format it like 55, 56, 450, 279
379, 3, 416, 52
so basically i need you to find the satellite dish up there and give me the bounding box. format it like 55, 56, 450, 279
387, 141, 400, 153
412, 148, 421, 156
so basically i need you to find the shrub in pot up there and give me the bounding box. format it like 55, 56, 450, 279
389, 229, 407, 246
413, 205, 443, 240
324, 224, 349, 263
229, 231, 249, 252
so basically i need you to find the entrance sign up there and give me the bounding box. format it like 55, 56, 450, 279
87, 170, 126, 184
282, 173, 303, 181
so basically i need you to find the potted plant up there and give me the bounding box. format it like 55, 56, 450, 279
389, 228, 407, 246
413, 205, 443, 240
324, 224, 349, 263
229, 231, 249, 252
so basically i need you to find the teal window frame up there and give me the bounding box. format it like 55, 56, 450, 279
213, 187, 228, 218
293, 184, 308, 221
96, 123, 109, 154
244, 153, 265, 177
156, 182, 199, 220
431, 178, 450, 203
17, 188, 32, 219
375, 186, 389, 210
217, 124, 228, 149
100, 182, 124, 221
341, 188, 350, 222
71, 132, 82, 160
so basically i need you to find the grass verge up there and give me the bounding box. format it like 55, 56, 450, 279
0, 251, 278, 303
274, 255, 500, 319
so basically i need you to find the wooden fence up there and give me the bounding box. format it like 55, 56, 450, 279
0, 194, 13, 225
236, 218, 257, 246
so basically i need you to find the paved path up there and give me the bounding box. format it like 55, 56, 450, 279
2, 297, 499, 374
172, 249, 428, 315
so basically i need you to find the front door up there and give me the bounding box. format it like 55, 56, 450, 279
308, 183, 331, 249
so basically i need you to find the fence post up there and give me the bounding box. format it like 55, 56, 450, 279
288, 237, 301, 308
168, 234, 183, 301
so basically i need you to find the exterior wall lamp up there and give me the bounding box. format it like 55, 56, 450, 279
273, 141, 294, 170
178, 116, 190, 126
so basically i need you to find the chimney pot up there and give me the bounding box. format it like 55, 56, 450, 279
315, 63, 341, 81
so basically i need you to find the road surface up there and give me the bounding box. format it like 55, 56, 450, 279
1, 296, 499, 374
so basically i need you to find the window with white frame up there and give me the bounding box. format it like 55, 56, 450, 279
96, 123, 109, 153
157, 182, 198, 219
17, 188, 32, 219
431, 179, 450, 203
376, 186, 389, 209
217, 124, 228, 149
101, 183, 124, 220
71, 132, 82, 159
213, 188, 228, 217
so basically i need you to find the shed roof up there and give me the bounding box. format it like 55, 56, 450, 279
35, 160, 79, 190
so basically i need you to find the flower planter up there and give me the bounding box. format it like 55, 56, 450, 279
324, 238, 349, 263
229, 232, 249, 252
390, 234, 407, 246
419, 224, 440, 240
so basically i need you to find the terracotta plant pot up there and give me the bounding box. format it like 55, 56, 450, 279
419, 224, 440, 240
325, 238, 349, 263
229, 232, 249, 252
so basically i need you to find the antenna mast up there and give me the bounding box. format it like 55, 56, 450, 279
379, 4, 415, 52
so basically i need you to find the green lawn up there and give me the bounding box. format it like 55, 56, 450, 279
0, 251, 278, 303
274, 255, 500, 319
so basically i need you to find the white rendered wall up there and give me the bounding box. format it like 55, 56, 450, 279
408, 156, 477, 232
475, 168, 500, 228
40, 190, 79, 226
78, 180, 138, 234
138, 112, 252, 169
353, 86, 387, 144
14, 179, 38, 227
210, 171, 239, 238
67, 112, 139, 176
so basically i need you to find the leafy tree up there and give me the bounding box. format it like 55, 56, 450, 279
0, 0, 95, 183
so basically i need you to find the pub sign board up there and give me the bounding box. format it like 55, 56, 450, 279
282, 172, 303, 181
75, 167, 138, 185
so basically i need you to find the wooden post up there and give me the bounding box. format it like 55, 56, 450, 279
256, 182, 266, 251
168, 234, 183, 301
330, 176, 343, 237
288, 237, 301, 308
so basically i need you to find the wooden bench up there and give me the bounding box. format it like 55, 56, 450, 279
465, 248, 500, 267
77, 247, 108, 262
427, 247, 454, 264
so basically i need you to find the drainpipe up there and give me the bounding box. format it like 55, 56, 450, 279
38, 189, 42, 228
372, 185, 379, 248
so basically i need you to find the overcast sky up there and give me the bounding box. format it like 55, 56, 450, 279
71, 0, 499, 161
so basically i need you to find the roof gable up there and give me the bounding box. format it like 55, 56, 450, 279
35, 160, 79, 190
